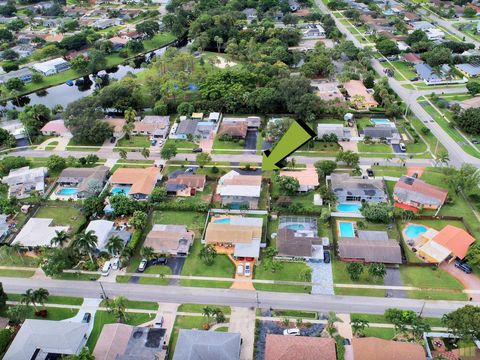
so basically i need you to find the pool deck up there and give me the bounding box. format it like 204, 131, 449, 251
331, 211, 364, 218
49, 185, 79, 201
402, 222, 430, 242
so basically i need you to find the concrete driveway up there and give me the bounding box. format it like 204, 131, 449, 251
308, 261, 334, 295
440, 262, 480, 301
63, 298, 102, 337
228, 307, 256, 360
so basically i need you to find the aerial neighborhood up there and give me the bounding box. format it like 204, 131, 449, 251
0, 0, 478, 358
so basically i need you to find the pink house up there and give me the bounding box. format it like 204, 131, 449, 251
40, 120, 70, 136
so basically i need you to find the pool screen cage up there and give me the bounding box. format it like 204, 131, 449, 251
279, 216, 317, 228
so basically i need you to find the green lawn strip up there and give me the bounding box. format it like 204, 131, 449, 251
142, 32, 176, 51
179, 279, 233, 288
271, 309, 317, 319
116, 136, 151, 148
100, 298, 158, 311
213, 136, 244, 151
351, 313, 443, 327
54, 272, 100, 281
215, 326, 229, 332
7, 293, 83, 306
110, 164, 150, 172
334, 287, 386, 297
357, 142, 392, 153
371, 166, 407, 178
65, 138, 101, 152
0, 269, 34, 277
34, 204, 85, 234
332, 260, 386, 297
383, 61, 417, 81
118, 159, 155, 164
254, 283, 311, 293
121, 265, 172, 285
168, 316, 206, 360
363, 327, 396, 340
253, 261, 311, 294
178, 303, 231, 315
86, 311, 153, 351
165, 139, 198, 149
0, 254, 40, 267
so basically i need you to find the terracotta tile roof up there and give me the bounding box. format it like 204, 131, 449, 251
394, 176, 448, 207
352, 338, 425, 360
344, 80, 378, 106
218, 122, 248, 138
432, 225, 475, 259
265, 334, 336, 360
110, 167, 159, 196
279, 167, 319, 187
394, 202, 419, 213
41, 120, 69, 134
403, 53, 423, 64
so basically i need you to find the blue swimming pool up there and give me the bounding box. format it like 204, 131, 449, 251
371, 118, 391, 125
57, 187, 78, 196
337, 203, 362, 213
286, 224, 305, 231
111, 186, 131, 195
404, 224, 427, 239
338, 221, 355, 237
214, 218, 231, 224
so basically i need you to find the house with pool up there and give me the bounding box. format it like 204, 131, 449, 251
330, 173, 388, 204
53, 166, 109, 200
216, 170, 262, 209
144, 224, 194, 256
393, 176, 448, 212
405, 224, 475, 264
109, 167, 160, 200
203, 216, 263, 261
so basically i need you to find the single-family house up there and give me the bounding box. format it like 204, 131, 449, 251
93, 324, 168, 360
338, 230, 402, 264
104, 118, 125, 139
343, 80, 379, 109
265, 334, 337, 360
411, 21, 435, 31
133, 116, 170, 138
10, 45, 34, 58
12, 218, 69, 247
330, 173, 388, 203
352, 337, 425, 360
56, 166, 109, 199
0, 68, 33, 84
402, 53, 423, 65
166, 172, 206, 196
92, 18, 120, 29
3, 319, 89, 360
218, 122, 248, 139
313, 82, 344, 102
415, 63, 454, 85
32, 57, 70, 76
363, 124, 401, 143
394, 176, 448, 212
415, 225, 475, 263
144, 224, 194, 256
1, 166, 47, 199
455, 62, 480, 78
279, 167, 319, 192
222, 116, 261, 128
317, 124, 351, 140
109, 36, 129, 51
276, 217, 323, 261
425, 28, 445, 40
302, 24, 326, 38
204, 216, 263, 260
0, 214, 10, 242
174, 119, 199, 139
243, 8, 257, 22
173, 330, 241, 360
85, 219, 130, 252
216, 170, 262, 209
40, 119, 70, 136
110, 167, 160, 200
208, 112, 222, 122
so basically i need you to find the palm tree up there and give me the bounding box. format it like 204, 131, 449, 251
141, 147, 150, 159
51, 230, 69, 247
112, 296, 128, 323
119, 149, 128, 161
213, 36, 223, 53
33, 288, 49, 309
122, 122, 134, 140
202, 306, 213, 323
351, 318, 370, 336
140, 246, 155, 260
73, 230, 98, 262
106, 235, 124, 256
21, 289, 37, 311
436, 151, 450, 167
326, 311, 342, 336
10, 243, 24, 263
124, 108, 137, 123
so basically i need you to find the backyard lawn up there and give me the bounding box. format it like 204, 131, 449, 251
34, 205, 86, 234
152, 211, 206, 236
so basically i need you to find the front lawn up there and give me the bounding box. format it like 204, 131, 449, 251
34, 205, 86, 234
86, 311, 153, 351
178, 303, 231, 314
0, 269, 35, 277
168, 316, 206, 360
165, 139, 197, 149
357, 142, 392, 153
116, 136, 151, 148
100, 298, 159, 311
363, 327, 396, 340
8, 293, 83, 306
254, 260, 311, 293
213, 136, 244, 151
0, 253, 40, 268
332, 260, 386, 297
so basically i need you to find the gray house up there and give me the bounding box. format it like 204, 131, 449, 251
173, 330, 241, 360
363, 126, 400, 144
330, 173, 387, 203
57, 165, 109, 198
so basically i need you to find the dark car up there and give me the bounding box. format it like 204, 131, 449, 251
366, 168, 374, 177
82, 312, 91, 323
472, 139, 479, 144
110, 137, 116, 143
150, 257, 168, 266
323, 251, 331, 263
455, 260, 472, 274
192, 148, 203, 153
409, 77, 419, 82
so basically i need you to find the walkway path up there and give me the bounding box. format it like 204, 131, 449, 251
229, 307, 256, 360
336, 314, 354, 360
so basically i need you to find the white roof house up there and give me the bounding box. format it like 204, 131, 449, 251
1, 166, 47, 199
4, 319, 88, 360
32, 57, 70, 76
85, 219, 114, 251
317, 124, 351, 140
425, 28, 445, 40
216, 171, 262, 198
12, 218, 69, 247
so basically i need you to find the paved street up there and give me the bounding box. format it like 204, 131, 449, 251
1, 277, 477, 318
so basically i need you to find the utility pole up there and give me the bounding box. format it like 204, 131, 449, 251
99, 282, 111, 312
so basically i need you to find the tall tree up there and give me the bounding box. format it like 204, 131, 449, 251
73, 230, 98, 262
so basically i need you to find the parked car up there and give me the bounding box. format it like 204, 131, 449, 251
110, 137, 116, 143
82, 312, 91, 323
244, 262, 251, 277
237, 264, 244, 275
323, 251, 331, 263
151, 140, 157, 146
101, 261, 111, 276
137, 259, 148, 273
366, 168, 374, 177
283, 328, 300, 336
192, 147, 203, 153
409, 77, 419, 82
455, 260, 472, 274
399, 143, 407, 152
150, 257, 167, 266
472, 139, 479, 144
111, 257, 120, 270
154, 316, 164, 328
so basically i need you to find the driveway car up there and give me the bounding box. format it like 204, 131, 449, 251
137, 259, 148, 272
455, 260, 472, 274
283, 328, 300, 336
82, 312, 91, 323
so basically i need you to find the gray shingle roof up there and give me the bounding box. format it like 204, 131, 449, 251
338, 238, 402, 264
173, 330, 241, 360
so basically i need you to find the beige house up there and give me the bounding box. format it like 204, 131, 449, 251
144, 224, 194, 256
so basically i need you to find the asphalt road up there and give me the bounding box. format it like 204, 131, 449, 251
1, 277, 477, 317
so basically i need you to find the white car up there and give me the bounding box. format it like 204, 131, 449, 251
244, 262, 251, 277
237, 264, 244, 275
137, 259, 148, 273
111, 257, 120, 270
399, 143, 406, 152
283, 328, 300, 336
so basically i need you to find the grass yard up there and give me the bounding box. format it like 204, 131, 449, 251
168, 316, 206, 360
116, 136, 151, 148
54, 272, 100, 281
0, 253, 40, 268
34, 205, 86, 234
152, 211, 206, 236
100, 298, 159, 311
383, 61, 417, 81
66, 138, 100, 152
0, 269, 34, 277
86, 311, 153, 351
253, 261, 311, 293
271, 309, 317, 319
350, 313, 443, 327
178, 303, 231, 314
332, 260, 386, 297
212, 136, 244, 152
363, 327, 396, 340
371, 166, 407, 178
400, 266, 467, 301
165, 139, 198, 150
357, 142, 392, 153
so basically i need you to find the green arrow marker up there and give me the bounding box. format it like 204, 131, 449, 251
262, 119, 316, 171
